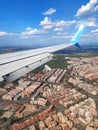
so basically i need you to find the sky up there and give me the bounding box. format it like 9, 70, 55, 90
0, 0, 98, 47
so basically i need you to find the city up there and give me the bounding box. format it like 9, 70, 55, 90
0, 54, 98, 130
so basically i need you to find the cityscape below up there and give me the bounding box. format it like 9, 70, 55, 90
0, 47, 98, 130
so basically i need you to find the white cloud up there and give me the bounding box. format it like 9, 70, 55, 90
21, 28, 48, 39
43, 8, 56, 15
43, 25, 53, 30
40, 17, 77, 30
40, 17, 52, 26
25, 27, 33, 31
40, 17, 53, 30
76, 0, 98, 17
85, 17, 97, 27
40, 17, 54, 30
91, 28, 98, 33
55, 20, 76, 27
75, 17, 97, 28
54, 27, 63, 32
0, 31, 15, 37
0, 32, 7, 36
86, 21, 96, 27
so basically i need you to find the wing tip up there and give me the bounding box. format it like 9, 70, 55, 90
74, 43, 81, 48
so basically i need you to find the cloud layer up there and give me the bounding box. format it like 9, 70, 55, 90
21, 28, 48, 39
40, 17, 76, 30
0, 1, 98, 46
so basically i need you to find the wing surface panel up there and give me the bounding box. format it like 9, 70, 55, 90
4, 55, 53, 83
0, 53, 53, 76
0, 43, 70, 65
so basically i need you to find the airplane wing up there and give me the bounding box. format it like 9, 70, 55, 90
0, 24, 85, 83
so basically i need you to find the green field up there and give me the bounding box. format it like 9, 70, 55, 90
47, 55, 68, 69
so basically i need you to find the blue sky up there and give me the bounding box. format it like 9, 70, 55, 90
0, 0, 98, 46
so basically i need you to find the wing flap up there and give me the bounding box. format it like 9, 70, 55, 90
0, 53, 53, 82
4, 55, 53, 83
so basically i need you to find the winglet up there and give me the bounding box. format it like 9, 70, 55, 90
74, 43, 81, 48
70, 24, 85, 46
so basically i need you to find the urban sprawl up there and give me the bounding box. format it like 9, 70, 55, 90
0, 56, 98, 130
